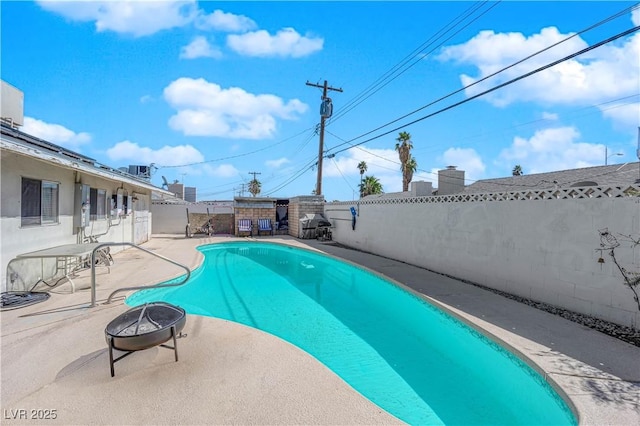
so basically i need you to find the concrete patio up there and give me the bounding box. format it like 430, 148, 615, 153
1, 235, 638, 425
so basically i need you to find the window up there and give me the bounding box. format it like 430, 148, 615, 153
90, 188, 107, 220
21, 178, 59, 226
111, 189, 129, 217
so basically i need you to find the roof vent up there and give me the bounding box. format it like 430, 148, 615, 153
446, 165, 457, 170
570, 181, 598, 187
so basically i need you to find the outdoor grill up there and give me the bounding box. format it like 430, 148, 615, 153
299, 213, 332, 239
105, 302, 186, 377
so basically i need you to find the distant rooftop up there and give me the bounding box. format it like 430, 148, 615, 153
464, 162, 640, 194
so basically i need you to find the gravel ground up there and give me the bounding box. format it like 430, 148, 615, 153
442, 273, 640, 348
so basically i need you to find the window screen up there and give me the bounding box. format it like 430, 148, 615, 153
96, 189, 106, 220
21, 178, 59, 226
41, 181, 59, 224
21, 178, 41, 226
90, 188, 107, 220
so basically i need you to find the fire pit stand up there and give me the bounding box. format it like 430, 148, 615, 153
105, 302, 187, 377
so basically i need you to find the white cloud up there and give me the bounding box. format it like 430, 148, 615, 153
37, 0, 197, 37
633, 8, 640, 26
163, 77, 308, 139
180, 36, 222, 59
195, 9, 256, 32
106, 140, 204, 166
266, 157, 290, 168
498, 127, 605, 174
600, 100, 640, 130
140, 95, 153, 103
440, 148, 486, 182
22, 117, 91, 151
542, 111, 558, 121
438, 24, 640, 120
227, 28, 323, 58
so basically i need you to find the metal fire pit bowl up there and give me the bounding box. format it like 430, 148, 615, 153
105, 302, 186, 377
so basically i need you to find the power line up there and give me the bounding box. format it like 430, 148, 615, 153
327, 3, 640, 155
409, 93, 640, 157
261, 157, 318, 196
328, 24, 640, 158
330, 1, 501, 125
155, 126, 316, 168
330, 157, 356, 193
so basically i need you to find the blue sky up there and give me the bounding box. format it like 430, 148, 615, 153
2, 1, 639, 201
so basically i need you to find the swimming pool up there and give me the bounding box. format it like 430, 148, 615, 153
127, 241, 576, 425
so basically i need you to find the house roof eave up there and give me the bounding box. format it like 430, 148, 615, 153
1, 132, 174, 197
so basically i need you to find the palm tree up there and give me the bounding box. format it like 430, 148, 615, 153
512, 165, 523, 176
404, 156, 417, 192
248, 178, 261, 197
395, 131, 414, 192
357, 161, 367, 198
359, 175, 383, 197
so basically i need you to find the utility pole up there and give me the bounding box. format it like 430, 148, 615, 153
248, 171, 261, 181
306, 80, 343, 196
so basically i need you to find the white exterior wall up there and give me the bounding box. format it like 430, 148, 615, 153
1, 151, 152, 292
326, 186, 640, 329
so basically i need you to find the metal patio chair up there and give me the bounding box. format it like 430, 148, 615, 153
237, 219, 252, 237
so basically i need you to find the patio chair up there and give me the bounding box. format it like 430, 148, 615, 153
238, 218, 252, 237
257, 218, 273, 236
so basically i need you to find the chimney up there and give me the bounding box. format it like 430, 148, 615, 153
438, 166, 465, 195
410, 180, 433, 196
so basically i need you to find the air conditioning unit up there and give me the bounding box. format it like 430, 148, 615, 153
128, 165, 150, 179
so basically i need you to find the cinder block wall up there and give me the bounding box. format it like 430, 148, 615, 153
288, 203, 300, 237
209, 214, 234, 235
234, 197, 277, 236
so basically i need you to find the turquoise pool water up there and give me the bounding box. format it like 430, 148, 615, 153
127, 241, 576, 425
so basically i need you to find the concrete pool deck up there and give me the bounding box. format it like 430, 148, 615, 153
1, 235, 638, 425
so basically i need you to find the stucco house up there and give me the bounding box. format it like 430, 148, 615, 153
0, 122, 174, 294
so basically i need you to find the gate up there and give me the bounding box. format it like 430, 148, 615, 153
132, 194, 150, 245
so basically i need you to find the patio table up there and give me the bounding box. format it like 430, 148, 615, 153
16, 243, 103, 292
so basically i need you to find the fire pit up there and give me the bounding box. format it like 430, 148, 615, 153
105, 302, 186, 377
